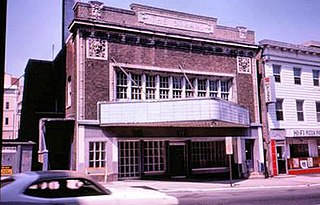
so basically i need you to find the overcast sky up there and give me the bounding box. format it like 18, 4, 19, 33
5, 0, 320, 77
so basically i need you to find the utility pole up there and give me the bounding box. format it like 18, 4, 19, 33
0, 0, 8, 168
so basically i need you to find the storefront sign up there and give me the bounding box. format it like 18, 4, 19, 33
225, 137, 233, 155
1, 166, 13, 175
287, 129, 320, 137
264, 76, 276, 103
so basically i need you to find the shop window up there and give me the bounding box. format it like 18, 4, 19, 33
89, 142, 106, 168
118, 141, 140, 179
143, 141, 165, 173
313, 70, 319, 86
293, 67, 301, 85
191, 141, 227, 168
172, 76, 182, 98
290, 144, 309, 158
273, 64, 281, 83
276, 99, 284, 121
296, 100, 304, 121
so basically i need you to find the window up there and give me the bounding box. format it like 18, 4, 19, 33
313, 70, 319, 86
118, 141, 140, 179
172, 76, 182, 98
273, 65, 281, 83
116, 72, 127, 99
143, 141, 165, 173
146, 75, 156, 100
191, 141, 227, 168
296, 100, 304, 121
67, 76, 72, 107
276, 99, 284, 121
159, 76, 169, 99
316, 102, 320, 122
209, 80, 219, 97
5, 117, 9, 125
221, 80, 230, 100
293, 67, 301, 85
185, 78, 195, 98
89, 142, 106, 168
5, 102, 9, 109
131, 74, 142, 100
290, 144, 309, 158
197, 79, 207, 97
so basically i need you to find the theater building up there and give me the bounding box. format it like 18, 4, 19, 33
260, 40, 320, 176
65, 1, 263, 181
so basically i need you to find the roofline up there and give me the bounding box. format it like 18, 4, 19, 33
69, 20, 259, 50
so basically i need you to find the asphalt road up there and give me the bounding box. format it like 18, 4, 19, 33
170, 186, 320, 205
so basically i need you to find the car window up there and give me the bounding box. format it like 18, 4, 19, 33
24, 178, 107, 198
0, 177, 14, 188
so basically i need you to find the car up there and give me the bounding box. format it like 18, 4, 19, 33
0, 170, 178, 205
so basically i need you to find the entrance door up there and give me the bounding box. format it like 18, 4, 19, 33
169, 144, 186, 177
245, 140, 254, 173
277, 146, 286, 174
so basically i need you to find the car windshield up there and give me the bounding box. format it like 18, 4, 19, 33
24, 177, 107, 198
0, 177, 15, 188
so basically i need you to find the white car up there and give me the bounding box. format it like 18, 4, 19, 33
0, 170, 178, 205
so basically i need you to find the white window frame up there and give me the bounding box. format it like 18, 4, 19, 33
273, 64, 281, 83
276, 99, 284, 121
89, 141, 106, 168
296, 100, 304, 121
316, 102, 320, 122
313, 70, 319, 86
293, 67, 301, 85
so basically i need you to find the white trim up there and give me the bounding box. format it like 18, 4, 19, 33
78, 125, 85, 165
70, 20, 259, 49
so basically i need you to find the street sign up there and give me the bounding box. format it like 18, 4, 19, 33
1, 166, 13, 175
225, 137, 233, 155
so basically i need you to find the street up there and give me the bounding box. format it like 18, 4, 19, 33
169, 186, 320, 205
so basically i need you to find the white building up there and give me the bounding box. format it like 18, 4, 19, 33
3, 73, 23, 139
260, 40, 320, 175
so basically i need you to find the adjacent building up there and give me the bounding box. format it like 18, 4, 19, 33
64, 1, 264, 181
260, 40, 320, 176
3, 73, 23, 140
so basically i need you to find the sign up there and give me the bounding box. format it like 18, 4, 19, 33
264, 76, 276, 103
225, 137, 233, 155
138, 12, 214, 34
1, 166, 13, 176
286, 129, 320, 137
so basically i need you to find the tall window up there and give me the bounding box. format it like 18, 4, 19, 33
5, 117, 9, 125
89, 142, 106, 168
172, 76, 182, 98
116, 72, 127, 99
209, 80, 219, 97
197, 79, 207, 97
293, 67, 301, 85
159, 76, 169, 99
5, 102, 9, 109
131, 74, 142, 100
313, 70, 319, 86
296, 100, 304, 121
316, 102, 320, 122
273, 65, 281, 83
185, 78, 195, 98
143, 141, 165, 173
67, 76, 72, 107
118, 141, 140, 179
276, 99, 284, 121
221, 81, 230, 100
146, 75, 156, 100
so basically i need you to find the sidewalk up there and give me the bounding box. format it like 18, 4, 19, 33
102, 174, 320, 193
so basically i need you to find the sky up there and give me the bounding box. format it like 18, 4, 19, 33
5, 0, 320, 77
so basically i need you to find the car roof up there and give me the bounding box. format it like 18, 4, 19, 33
23, 170, 89, 180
